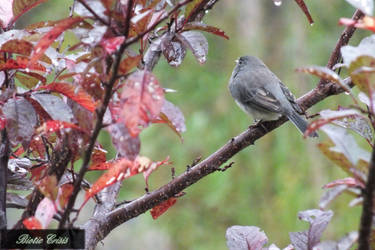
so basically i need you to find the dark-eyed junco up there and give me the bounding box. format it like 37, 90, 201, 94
228, 55, 317, 137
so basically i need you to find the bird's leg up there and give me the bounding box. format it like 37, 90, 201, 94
250, 119, 268, 133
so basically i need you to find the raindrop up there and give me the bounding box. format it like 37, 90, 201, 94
273, 0, 282, 6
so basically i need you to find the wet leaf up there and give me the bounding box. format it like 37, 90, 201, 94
183, 22, 229, 39
83, 158, 134, 206
157, 100, 186, 139
0, 39, 33, 55
150, 197, 177, 219
119, 70, 164, 137
35, 197, 56, 228
30, 17, 83, 65
177, 31, 208, 64
39, 82, 97, 112
6, 192, 28, 208
37, 120, 85, 135
319, 185, 348, 209
31, 93, 75, 122
107, 123, 140, 160
100, 36, 125, 54
3, 97, 37, 146
323, 177, 365, 189
56, 183, 74, 210
290, 209, 333, 250
339, 16, 375, 32
348, 56, 375, 95
0, 56, 46, 72
12, 0, 48, 26
140, 155, 170, 187
23, 216, 42, 229
296, 66, 346, 87
341, 34, 375, 67
161, 36, 186, 67
226, 226, 268, 250
119, 55, 142, 74
15, 71, 46, 88
37, 175, 58, 200
317, 125, 370, 175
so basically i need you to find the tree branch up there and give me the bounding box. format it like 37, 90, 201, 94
358, 138, 375, 250
0, 130, 10, 231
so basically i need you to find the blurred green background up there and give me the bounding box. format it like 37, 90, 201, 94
12, 0, 372, 249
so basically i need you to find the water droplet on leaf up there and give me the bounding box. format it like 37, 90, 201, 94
273, 0, 282, 6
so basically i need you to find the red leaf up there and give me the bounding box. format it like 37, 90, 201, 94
157, 100, 186, 140
294, 0, 314, 25
39, 82, 97, 112
139, 156, 170, 188
35, 197, 56, 228
119, 55, 142, 74
30, 164, 47, 181
183, 22, 229, 40
89, 145, 107, 169
88, 161, 114, 170
36, 175, 58, 200
0, 39, 33, 56
339, 16, 375, 32
0, 56, 46, 72
37, 120, 85, 135
83, 158, 134, 206
56, 183, 74, 210
324, 177, 365, 189
29, 17, 83, 65
100, 36, 125, 54
119, 70, 164, 137
11, 0, 48, 26
23, 216, 42, 229
150, 197, 177, 219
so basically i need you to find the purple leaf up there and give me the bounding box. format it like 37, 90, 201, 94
107, 123, 140, 160
177, 31, 208, 64
6, 192, 28, 208
68, 99, 94, 132
321, 124, 370, 166
226, 225, 268, 250
31, 93, 75, 123
341, 35, 375, 66
290, 209, 333, 249
159, 100, 186, 139
161, 36, 186, 67
319, 185, 348, 209
3, 97, 37, 146
337, 231, 358, 249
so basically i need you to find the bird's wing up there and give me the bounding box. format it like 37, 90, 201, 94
238, 83, 283, 113
278, 81, 304, 114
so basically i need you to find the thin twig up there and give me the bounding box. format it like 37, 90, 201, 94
123, 0, 193, 47
77, 0, 110, 27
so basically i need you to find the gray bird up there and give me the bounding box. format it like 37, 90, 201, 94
228, 55, 317, 137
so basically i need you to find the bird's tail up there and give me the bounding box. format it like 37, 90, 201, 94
287, 111, 318, 138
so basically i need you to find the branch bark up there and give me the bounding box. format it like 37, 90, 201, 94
0, 130, 10, 231
358, 138, 375, 250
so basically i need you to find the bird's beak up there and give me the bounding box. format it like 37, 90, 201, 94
235, 59, 239, 64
